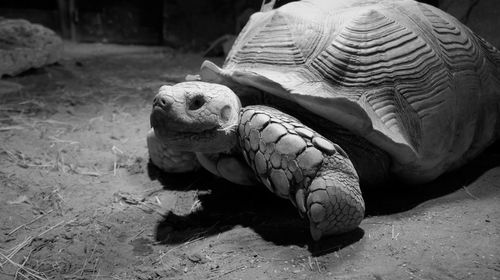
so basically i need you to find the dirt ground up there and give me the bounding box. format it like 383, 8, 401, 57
0, 42, 499, 280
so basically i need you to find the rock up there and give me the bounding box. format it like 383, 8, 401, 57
187, 252, 206, 264
0, 18, 63, 77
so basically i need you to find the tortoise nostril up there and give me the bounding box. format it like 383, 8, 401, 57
153, 96, 170, 109
188, 95, 206, 111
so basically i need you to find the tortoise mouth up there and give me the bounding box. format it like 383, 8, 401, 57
150, 107, 223, 149
155, 126, 220, 142
159, 126, 239, 153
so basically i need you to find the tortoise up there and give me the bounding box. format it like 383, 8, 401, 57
147, 0, 500, 240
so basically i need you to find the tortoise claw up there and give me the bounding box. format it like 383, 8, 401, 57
295, 188, 307, 216
310, 225, 322, 241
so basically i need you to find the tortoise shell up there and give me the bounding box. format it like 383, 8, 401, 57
200, 0, 500, 183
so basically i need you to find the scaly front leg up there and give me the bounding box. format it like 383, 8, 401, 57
238, 105, 365, 240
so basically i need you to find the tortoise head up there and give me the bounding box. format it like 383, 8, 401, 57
150, 82, 241, 153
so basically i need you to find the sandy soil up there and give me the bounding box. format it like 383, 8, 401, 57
0, 42, 499, 280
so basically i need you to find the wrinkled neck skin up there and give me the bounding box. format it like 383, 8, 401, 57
239, 86, 392, 186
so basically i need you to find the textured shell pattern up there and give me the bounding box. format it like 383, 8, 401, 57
201, 0, 500, 182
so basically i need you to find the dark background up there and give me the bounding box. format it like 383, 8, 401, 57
0, 0, 451, 49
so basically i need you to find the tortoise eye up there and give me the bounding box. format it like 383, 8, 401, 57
188, 95, 205, 111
